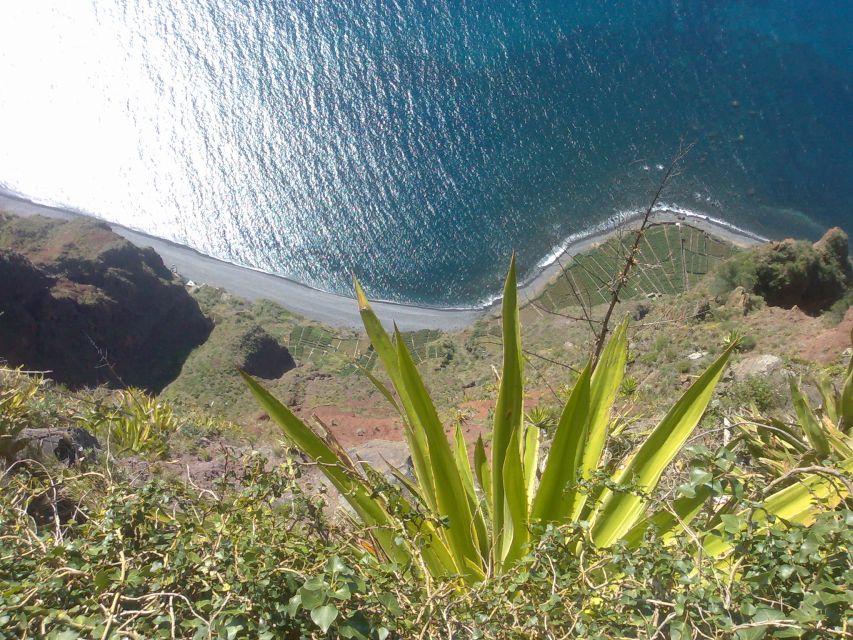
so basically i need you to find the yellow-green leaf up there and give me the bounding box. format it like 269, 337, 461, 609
589, 342, 736, 547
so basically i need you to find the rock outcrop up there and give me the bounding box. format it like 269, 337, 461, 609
716, 227, 851, 315
235, 325, 296, 379
0, 214, 212, 392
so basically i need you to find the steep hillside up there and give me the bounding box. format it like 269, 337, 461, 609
0, 213, 212, 391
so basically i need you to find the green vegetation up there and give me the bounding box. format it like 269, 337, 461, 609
2, 330, 851, 637
0, 370, 36, 462
245, 258, 850, 594
2, 218, 852, 637
85, 388, 178, 456
713, 229, 851, 314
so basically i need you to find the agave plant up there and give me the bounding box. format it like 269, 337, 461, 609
735, 330, 853, 477
243, 258, 849, 584
85, 388, 177, 456
0, 369, 40, 463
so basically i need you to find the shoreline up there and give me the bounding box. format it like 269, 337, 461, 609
0, 188, 764, 331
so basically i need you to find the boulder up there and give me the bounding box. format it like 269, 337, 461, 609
22, 426, 101, 465
730, 354, 783, 380
726, 286, 757, 316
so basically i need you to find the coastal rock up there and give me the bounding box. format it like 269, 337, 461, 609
0, 213, 212, 392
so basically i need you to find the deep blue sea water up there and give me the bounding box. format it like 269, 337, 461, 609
0, 1, 851, 306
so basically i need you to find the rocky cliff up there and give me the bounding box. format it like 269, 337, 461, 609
0, 213, 211, 392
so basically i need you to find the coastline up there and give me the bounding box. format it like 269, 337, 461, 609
0, 188, 765, 331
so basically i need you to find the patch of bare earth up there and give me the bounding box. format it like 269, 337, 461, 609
799, 308, 853, 364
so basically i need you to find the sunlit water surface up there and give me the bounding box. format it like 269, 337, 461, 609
0, 1, 851, 305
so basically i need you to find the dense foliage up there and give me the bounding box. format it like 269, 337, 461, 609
713, 230, 851, 314
246, 259, 849, 589
0, 449, 850, 639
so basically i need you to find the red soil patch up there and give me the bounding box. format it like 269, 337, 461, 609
799, 308, 853, 364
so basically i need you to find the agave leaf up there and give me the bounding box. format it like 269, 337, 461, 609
354, 278, 437, 511
491, 254, 524, 562
522, 424, 540, 508
500, 426, 529, 567
790, 378, 831, 457
702, 457, 853, 558
394, 328, 483, 578
841, 326, 853, 431
816, 376, 839, 424
453, 423, 477, 503
241, 372, 408, 565
589, 342, 736, 547
358, 364, 401, 414
474, 436, 492, 520
454, 423, 490, 563
360, 459, 458, 579
823, 418, 853, 457
622, 485, 714, 548
573, 320, 629, 519
842, 367, 853, 433
530, 362, 592, 523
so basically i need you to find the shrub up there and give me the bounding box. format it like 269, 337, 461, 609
0, 368, 39, 462
83, 388, 178, 456
2, 454, 850, 639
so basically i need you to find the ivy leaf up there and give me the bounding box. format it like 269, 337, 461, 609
339, 612, 371, 639
285, 594, 302, 618
311, 604, 339, 633
326, 556, 348, 574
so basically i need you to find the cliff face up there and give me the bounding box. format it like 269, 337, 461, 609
0, 214, 212, 392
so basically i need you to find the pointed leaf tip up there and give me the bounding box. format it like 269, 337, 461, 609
353, 276, 370, 310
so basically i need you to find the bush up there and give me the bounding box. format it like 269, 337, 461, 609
713, 231, 851, 314
723, 376, 779, 413
2, 456, 850, 639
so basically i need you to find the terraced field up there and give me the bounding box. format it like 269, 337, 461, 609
535, 223, 735, 311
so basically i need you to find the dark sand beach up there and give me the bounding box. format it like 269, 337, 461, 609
0, 189, 764, 331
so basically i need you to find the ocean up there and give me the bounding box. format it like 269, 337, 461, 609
0, 1, 851, 306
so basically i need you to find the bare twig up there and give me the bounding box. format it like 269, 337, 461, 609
591, 142, 694, 365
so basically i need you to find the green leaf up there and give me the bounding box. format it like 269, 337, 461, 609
522, 423, 540, 507
454, 422, 490, 562
491, 254, 525, 567
354, 277, 437, 511
589, 342, 736, 547
311, 604, 339, 633
530, 362, 592, 523
241, 372, 408, 565
574, 319, 629, 519
500, 424, 529, 566
474, 435, 492, 520
394, 326, 483, 579
285, 594, 302, 618
841, 366, 853, 432
622, 484, 714, 548
790, 377, 831, 456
